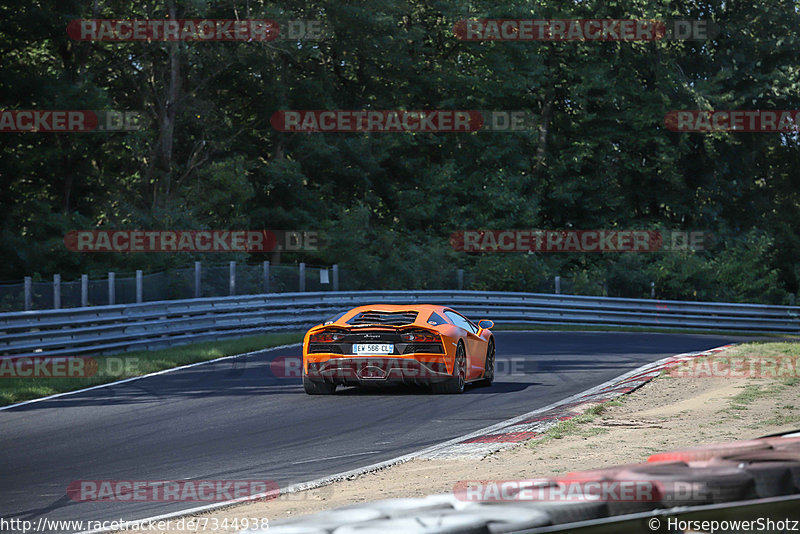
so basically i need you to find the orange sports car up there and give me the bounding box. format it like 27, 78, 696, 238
302, 304, 495, 395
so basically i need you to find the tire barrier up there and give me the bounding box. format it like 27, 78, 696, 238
244, 433, 800, 533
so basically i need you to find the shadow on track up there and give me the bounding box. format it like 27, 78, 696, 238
333, 380, 540, 396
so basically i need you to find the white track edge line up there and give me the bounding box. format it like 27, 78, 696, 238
74, 343, 735, 534
0, 343, 303, 412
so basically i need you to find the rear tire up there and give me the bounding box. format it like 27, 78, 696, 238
479, 338, 495, 387
303, 375, 336, 395
432, 342, 466, 394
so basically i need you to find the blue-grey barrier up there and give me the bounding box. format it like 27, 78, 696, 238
1, 291, 798, 358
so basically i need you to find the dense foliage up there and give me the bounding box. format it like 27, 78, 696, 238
1, 0, 798, 303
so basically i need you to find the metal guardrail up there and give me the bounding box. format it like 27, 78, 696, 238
0, 291, 798, 358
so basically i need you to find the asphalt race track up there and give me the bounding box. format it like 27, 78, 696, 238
0, 331, 753, 533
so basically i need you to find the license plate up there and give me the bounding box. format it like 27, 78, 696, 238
353, 343, 394, 355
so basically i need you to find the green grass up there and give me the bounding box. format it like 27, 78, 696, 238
761, 414, 800, 426
665, 341, 800, 419
722, 341, 800, 360
730, 384, 771, 406
0, 332, 304, 407
584, 403, 609, 416
527, 403, 612, 448
715, 361, 800, 418
717, 383, 785, 415
491, 323, 792, 337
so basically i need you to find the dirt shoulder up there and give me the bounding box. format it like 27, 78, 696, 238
121, 341, 800, 533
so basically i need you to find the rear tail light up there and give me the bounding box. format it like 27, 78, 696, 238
399, 330, 440, 343
310, 331, 346, 343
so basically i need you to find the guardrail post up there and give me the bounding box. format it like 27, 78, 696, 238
229, 261, 236, 296
136, 270, 143, 303
457, 269, 464, 290
108, 271, 115, 305
651, 282, 655, 298
81, 274, 88, 307
194, 261, 201, 298
263, 261, 270, 293
299, 263, 306, 292
555, 276, 561, 294
791, 294, 796, 306
53, 274, 61, 309
24, 276, 32, 311
332, 264, 339, 291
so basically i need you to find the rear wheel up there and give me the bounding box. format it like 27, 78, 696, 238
303, 375, 336, 395
479, 338, 495, 387
432, 342, 466, 394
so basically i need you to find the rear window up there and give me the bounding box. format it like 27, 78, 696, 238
347, 310, 419, 326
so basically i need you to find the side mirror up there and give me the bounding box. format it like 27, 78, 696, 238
478, 319, 494, 330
